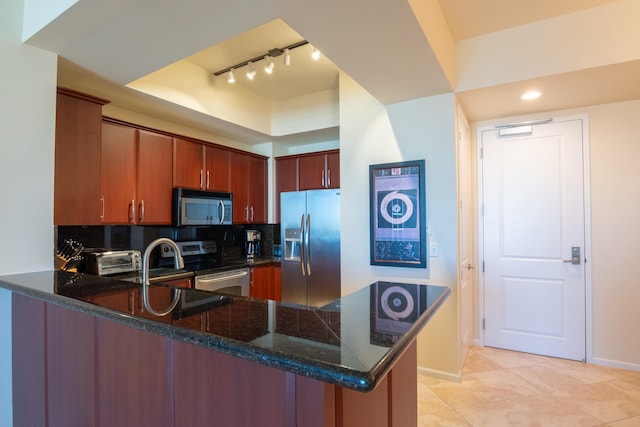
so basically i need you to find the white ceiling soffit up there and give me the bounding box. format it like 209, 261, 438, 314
24, 0, 450, 106
439, 0, 620, 41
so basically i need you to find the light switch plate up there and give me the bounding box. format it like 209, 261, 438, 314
429, 242, 439, 257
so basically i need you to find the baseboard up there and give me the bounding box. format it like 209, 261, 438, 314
417, 365, 462, 383
591, 356, 640, 372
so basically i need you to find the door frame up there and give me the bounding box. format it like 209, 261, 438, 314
475, 113, 594, 362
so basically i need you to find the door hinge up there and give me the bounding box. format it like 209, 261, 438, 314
482, 318, 486, 330
482, 261, 485, 272
480, 146, 483, 159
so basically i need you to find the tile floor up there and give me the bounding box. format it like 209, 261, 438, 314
418, 346, 640, 426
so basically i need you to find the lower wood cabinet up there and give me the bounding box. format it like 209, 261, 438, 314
12, 292, 418, 427
249, 264, 281, 301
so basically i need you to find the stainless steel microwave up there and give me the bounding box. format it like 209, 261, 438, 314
173, 188, 233, 226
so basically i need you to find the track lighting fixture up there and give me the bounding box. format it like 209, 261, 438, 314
264, 56, 275, 74
246, 62, 256, 80
213, 40, 318, 83
284, 48, 291, 66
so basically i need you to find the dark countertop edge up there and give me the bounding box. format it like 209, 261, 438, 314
0, 271, 447, 392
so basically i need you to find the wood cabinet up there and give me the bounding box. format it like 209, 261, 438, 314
100, 121, 136, 224
173, 138, 230, 191
250, 264, 281, 301
137, 130, 173, 224
100, 122, 173, 225
275, 149, 339, 222
229, 151, 267, 224
54, 88, 109, 225
274, 156, 298, 222
298, 150, 340, 191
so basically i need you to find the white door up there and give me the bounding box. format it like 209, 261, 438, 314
458, 106, 473, 369
481, 118, 587, 361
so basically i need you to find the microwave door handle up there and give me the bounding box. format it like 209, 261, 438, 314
218, 200, 224, 224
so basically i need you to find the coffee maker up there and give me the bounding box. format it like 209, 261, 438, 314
245, 230, 261, 259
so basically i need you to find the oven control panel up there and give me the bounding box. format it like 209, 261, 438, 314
160, 240, 217, 257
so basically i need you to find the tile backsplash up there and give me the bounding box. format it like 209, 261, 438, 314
56, 224, 280, 266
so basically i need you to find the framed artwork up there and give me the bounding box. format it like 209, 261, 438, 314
369, 159, 426, 268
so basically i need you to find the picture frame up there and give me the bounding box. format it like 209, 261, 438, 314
369, 159, 426, 268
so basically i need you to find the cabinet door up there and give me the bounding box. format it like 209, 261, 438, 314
137, 130, 173, 224
247, 156, 267, 223
326, 151, 340, 189
204, 145, 229, 191
54, 90, 104, 225
174, 138, 204, 189
250, 265, 271, 299
228, 151, 249, 223
298, 153, 326, 191
275, 157, 298, 222
101, 122, 136, 224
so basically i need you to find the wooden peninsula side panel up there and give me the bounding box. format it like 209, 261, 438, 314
12, 293, 419, 427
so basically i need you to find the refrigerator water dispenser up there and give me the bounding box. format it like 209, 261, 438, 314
284, 228, 301, 261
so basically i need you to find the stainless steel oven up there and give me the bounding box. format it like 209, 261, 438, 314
194, 268, 250, 297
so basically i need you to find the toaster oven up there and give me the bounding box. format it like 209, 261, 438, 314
82, 250, 142, 276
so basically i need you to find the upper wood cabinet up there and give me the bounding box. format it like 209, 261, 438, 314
173, 138, 231, 192
54, 88, 109, 225
173, 138, 204, 190
275, 150, 339, 222
101, 121, 136, 224
100, 122, 173, 225
298, 150, 340, 190
137, 130, 173, 224
229, 151, 267, 224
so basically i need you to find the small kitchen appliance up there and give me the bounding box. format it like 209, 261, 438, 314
245, 230, 261, 259
81, 249, 142, 276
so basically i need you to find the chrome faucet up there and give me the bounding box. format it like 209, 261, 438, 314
141, 237, 184, 316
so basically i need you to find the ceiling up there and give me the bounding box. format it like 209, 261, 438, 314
45, 0, 634, 141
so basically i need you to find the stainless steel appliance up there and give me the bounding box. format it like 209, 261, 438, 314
172, 187, 233, 226
82, 250, 142, 276
160, 239, 250, 296
245, 229, 261, 259
194, 269, 250, 296
280, 189, 341, 306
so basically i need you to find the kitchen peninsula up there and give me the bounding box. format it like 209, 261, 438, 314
2, 271, 449, 427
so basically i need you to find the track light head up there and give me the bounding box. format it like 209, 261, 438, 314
264, 56, 275, 74
227, 69, 235, 83
312, 47, 320, 60
283, 48, 291, 66
246, 62, 256, 80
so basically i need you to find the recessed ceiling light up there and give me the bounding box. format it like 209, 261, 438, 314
521, 91, 541, 100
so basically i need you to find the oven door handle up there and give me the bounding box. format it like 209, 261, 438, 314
197, 271, 248, 283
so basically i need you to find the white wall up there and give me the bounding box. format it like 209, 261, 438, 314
1, 0, 59, 424
339, 72, 460, 376
471, 99, 640, 371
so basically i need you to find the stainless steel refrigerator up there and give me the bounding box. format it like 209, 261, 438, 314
280, 189, 340, 307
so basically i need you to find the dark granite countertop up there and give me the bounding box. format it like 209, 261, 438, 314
0, 270, 449, 392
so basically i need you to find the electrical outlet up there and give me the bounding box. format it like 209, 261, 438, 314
429, 243, 439, 257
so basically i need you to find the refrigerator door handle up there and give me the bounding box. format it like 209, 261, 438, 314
306, 213, 311, 276
300, 214, 307, 276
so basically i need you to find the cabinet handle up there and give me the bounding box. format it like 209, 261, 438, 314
327, 170, 331, 188
129, 199, 135, 223
199, 170, 203, 189
245, 206, 249, 223
139, 200, 145, 223
321, 170, 325, 187
100, 195, 105, 221
250, 206, 254, 223
206, 170, 210, 189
